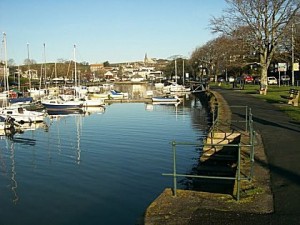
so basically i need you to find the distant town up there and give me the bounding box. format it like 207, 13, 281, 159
1, 53, 196, 88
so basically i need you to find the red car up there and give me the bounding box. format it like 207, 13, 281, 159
243, 75, 254, 83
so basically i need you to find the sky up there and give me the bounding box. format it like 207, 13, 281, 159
0, 0, 227, 65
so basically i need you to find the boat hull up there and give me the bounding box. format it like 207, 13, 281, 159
152, 96, 180, 103
41, 98, 83, 111
0, 107, 45, 123
42, 103, 82, 111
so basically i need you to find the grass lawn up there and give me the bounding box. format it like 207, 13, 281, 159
212, 83, 300, 122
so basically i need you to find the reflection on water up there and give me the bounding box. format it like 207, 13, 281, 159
145, 102, 181, 111
10, 142, 19, 204
18, 122, 49, 132
0, 96, 209, 225
82, 106, 106, 116
11, 137, 36, 146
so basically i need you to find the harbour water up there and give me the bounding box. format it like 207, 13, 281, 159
0, 95, 209, 225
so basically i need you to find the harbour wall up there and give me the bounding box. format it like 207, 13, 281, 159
143, 90, 273, 225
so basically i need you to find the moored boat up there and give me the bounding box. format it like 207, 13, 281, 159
9, 97, 33, 106
27, 88, 47, 99
163, 81, 191, 94
81, 98, 105, 107
88, 93, 109, 100
109, 90, 129, 99
0, 106, 45, 123
152, 95, 180, 103
41, 97, 83, 111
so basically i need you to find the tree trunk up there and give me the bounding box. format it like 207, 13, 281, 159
260, 64, 268, 85
259, 61, 268, 95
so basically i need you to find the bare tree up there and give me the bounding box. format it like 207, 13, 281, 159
190, 32, 251, 81
210, 0, 300, 88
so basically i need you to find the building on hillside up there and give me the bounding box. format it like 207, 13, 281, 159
104, 71, 114, 81
90, 63, 104, 73
149, 70, 165, 81
23, 69, 38, 80
131, 74, 144, 82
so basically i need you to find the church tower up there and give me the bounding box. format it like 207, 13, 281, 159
144, 53, 148, 65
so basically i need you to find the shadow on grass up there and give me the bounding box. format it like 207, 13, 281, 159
232, 111, 300, 133
290, 120, 300, 126
264, 99, 282, 104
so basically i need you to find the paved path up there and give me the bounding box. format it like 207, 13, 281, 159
212, 87, 300, 224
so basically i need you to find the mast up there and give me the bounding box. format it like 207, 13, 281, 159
43, 43, 47, 88
175, 58, 177, 84
39, 64, 42, 89
18, 65, 20, 91
54, 62, 57, 87
73, 44, 77, 88
182, 59, 185, 86
27, 43, 31, 90
3, 33, 9, 92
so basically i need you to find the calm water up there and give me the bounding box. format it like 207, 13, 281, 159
0, 96, 209, 225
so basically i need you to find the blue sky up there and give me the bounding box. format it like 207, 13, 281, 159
0, 0, 226, 65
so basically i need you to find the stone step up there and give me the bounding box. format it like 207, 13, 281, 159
207, 132, 241, 140
201, 132, 241, 162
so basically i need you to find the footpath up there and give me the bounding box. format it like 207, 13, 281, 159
209, 87, 300, 224
145, 87, 300, 225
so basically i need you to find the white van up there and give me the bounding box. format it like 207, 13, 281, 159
267, 76, 278, 85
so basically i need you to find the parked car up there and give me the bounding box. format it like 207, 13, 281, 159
228, 76, 235, 83
280, 75, 290, 82
217, 77, 225, 83
243, 75, 254, 84
267, 76, 278, 85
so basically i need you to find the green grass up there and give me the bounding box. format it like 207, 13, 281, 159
211, 82, 300, 122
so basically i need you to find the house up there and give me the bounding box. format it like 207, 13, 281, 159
90, 63, 104, 73
131, 74, 144, 82
104, 71, 114, 80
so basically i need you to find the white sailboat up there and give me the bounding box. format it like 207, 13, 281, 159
0, 33, 45, 124
163, 58, 190, 94
72, 45, 105, 107
41, 45, 83, 112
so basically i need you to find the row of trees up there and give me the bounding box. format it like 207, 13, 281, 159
8, 61, 91, 83
190, 0, 300, 88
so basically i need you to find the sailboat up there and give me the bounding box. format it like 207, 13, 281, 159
41, 45, 83, 112
41, 96, 83, 112
28, 44, 48, 100
0, 33, 45, 123
163, 58, 190, 94
71, 45, 105, 107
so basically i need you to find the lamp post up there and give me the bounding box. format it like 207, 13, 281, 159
292, 23, 295, 86
291, 21, 300, 86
